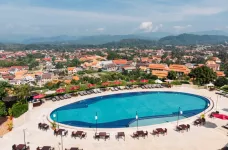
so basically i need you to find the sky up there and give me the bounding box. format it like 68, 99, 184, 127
0, 0, 228, 38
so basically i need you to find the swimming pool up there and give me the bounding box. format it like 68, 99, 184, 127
50, 91, 210, 128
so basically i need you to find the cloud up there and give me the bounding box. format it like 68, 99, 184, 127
152, 24, 163, 32
173, 25, 192, 30
226, 26, 228, 29
96, 28, 105, 32
139, 22, 153, 32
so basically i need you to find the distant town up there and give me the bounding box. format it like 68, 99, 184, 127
0, 43, 227, 88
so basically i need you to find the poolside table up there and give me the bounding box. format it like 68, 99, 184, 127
95, 132, 110, 140
16, 144, 26, 150
56, 129, 68, 136
41, 146, 51, 150
179, 124, 187, 131
117, 132, 125, 140
156, 128, 164, 133
74, 131, 86, 139
70, 148, 79, 150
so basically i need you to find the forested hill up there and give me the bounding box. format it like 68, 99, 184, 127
102, 39, 157, 48
1, 34, 228, 50
158, 34, 228, 45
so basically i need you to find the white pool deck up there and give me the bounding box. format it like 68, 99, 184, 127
1, 86, 228, 150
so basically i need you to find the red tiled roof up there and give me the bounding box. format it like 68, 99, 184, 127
169, 64, 190, 74
112, 59, 128, 65
149, 64, 168, 70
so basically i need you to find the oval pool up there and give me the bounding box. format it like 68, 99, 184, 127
50, 91, 210, 128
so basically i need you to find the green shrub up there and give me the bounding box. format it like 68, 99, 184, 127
0, 101, 7, 116
12, 102, 28, 118
171, 80, 182, 85
221, 85, 228, 92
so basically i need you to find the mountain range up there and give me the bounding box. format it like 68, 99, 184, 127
18, 30, 228, 45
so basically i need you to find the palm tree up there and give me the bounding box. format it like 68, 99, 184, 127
14, 84, 31, 102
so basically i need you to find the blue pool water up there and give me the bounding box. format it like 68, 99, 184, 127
50, 92, 210, 128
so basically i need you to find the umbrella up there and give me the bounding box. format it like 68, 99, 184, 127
206, 82, 214, 87
114, 80, 122, 85
56, 88, 66, 93
130, 80, 136, 83
33, 94, 45, 99
213, 113, 228, 120
155, 79, 163, 84
140, 79, 148, 83
102, 82, 110, 86
87, 84, 95, 88
45, 91, 56, 95
70, 86, 80, 91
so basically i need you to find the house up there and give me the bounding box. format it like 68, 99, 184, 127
67, 67, 77, 74
152, 70, 168, 78
148, 64, 169, 71
102, 63, 118, 72
122, 66, 136, 73
112, 59, 128, 66
169, 64, 190, 76
9, 79, 25, 85
216, 71, 225, 77
72, 76, 80, 81
41, 73, 52, 85
206, 60, 220, 71
10, 66, 29, 70
185, 63, 194, 69
211, 57, 221, 64
0, 68, 10, 74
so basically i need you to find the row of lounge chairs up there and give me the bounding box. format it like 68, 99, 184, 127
141, 84, 163, 89
78, 89, 102, 96
52, 94, 71, 102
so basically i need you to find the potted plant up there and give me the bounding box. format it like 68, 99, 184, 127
51, 122, 57, 130
8, 108, 13, 120
7, 122, 13, 131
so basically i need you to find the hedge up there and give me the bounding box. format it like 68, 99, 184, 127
12, 103, 28, 118
0, 101, 7, 116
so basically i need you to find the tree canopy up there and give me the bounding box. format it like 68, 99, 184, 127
189, 66, 217, 85
214, 77, 228, 87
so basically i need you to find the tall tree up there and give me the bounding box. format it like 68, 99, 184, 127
214, 77, 228, 87
167, 71, 177, 80
14, 84, 31, 101
0, 81, 11, 100
189, 66, 217, 85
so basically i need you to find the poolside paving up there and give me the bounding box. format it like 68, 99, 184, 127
0, 86, 228, 150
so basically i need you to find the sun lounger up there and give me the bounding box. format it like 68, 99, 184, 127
86, 91, 91, 95
82, 91, 87, 95
52, 97, 56, 102
97, 89, 102, 93
66, 94, 72, 98
114, 87, 119, 91
63, 95, 68, 99
141, 85, 145, 89
59, 96, 65, 100
222, 124, 228, 129
125, 86, 130, 90
55, 96, 60, 101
